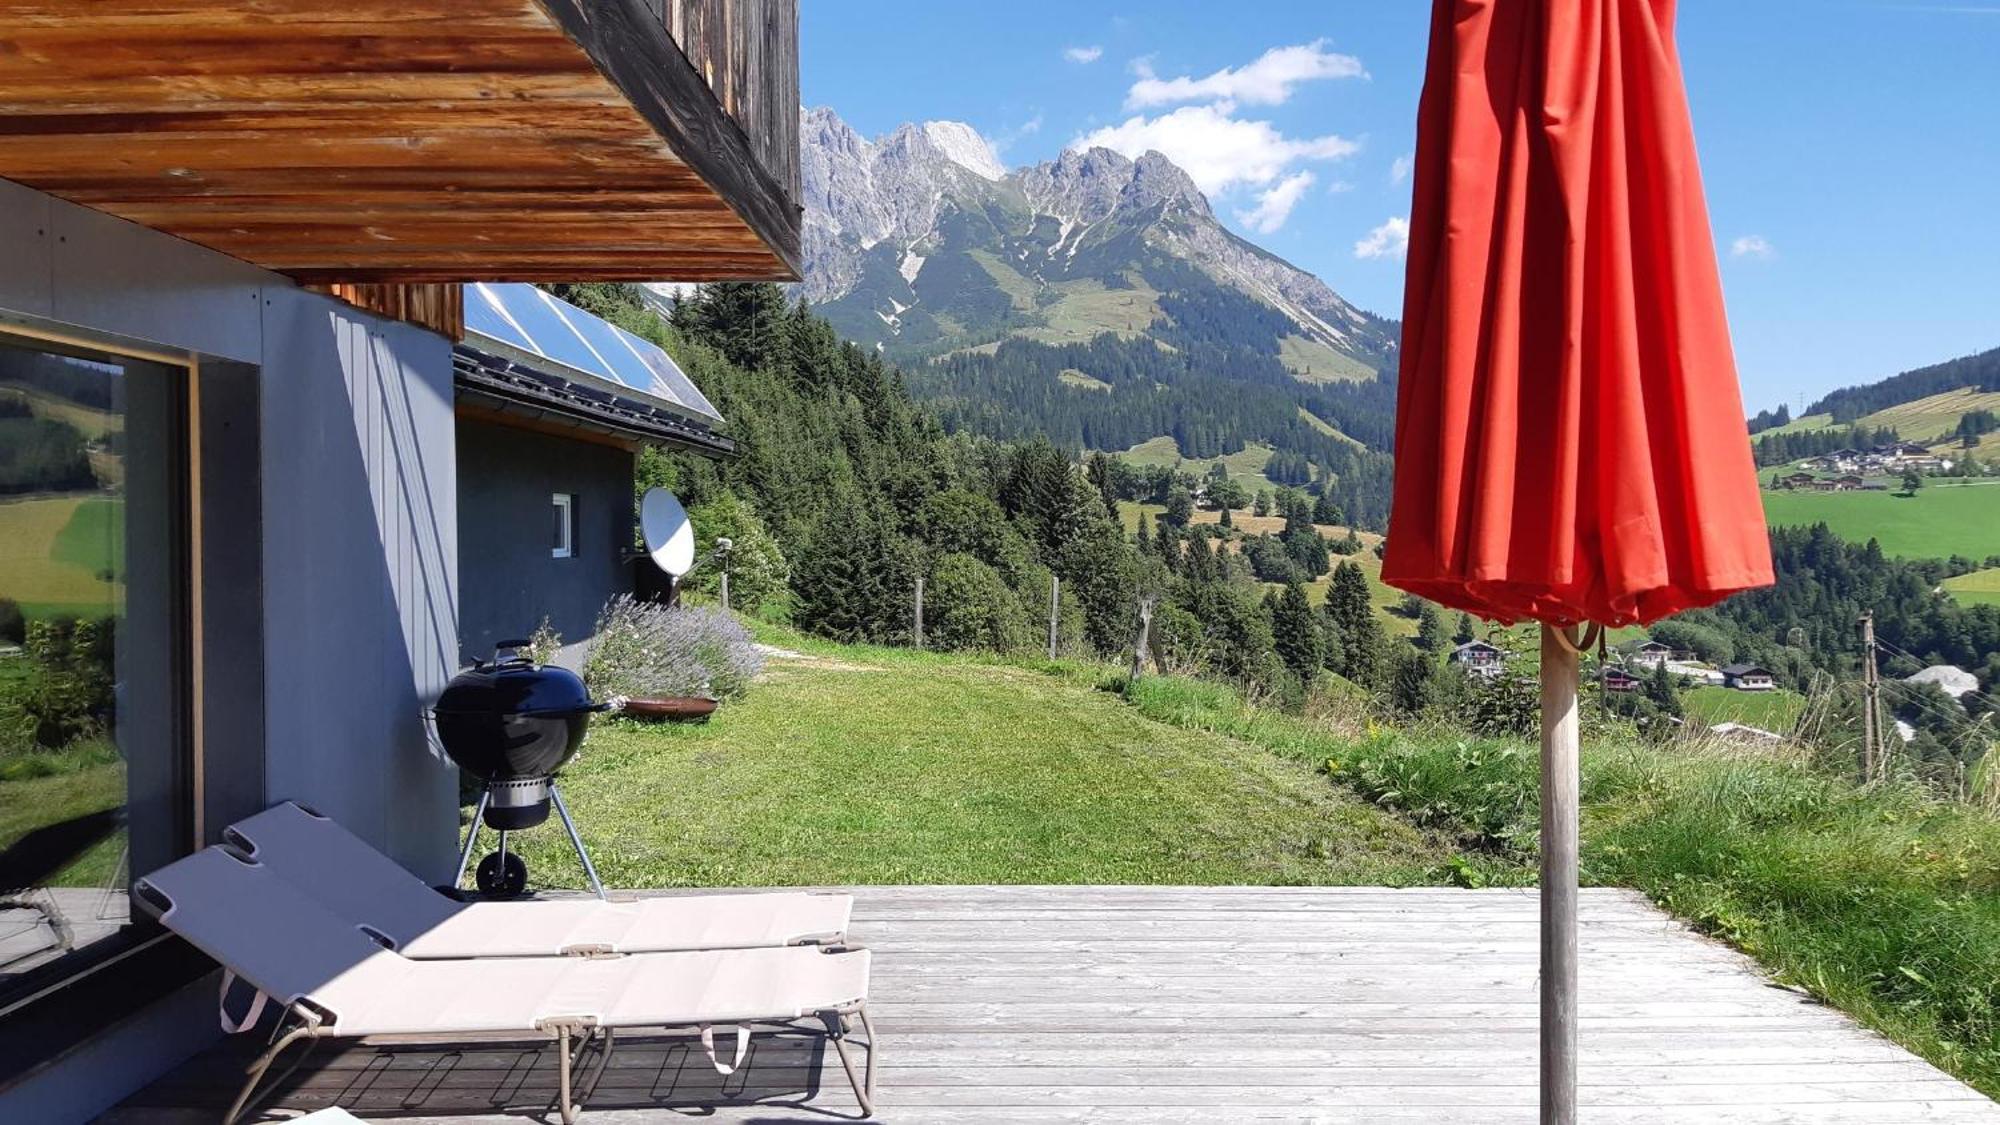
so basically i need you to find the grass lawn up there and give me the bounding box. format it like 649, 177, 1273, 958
0, 493, 122, 618
0, 749, 125, 887
481, 642, 1447, 891
1944, 567, 2000, 609
1681, 685, 1808, 731
1762, 479, 2000, 559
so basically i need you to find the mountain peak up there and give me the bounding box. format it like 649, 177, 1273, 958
919, 120, 1007, 181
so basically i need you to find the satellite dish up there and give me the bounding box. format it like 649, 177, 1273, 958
640, 489, 696, 577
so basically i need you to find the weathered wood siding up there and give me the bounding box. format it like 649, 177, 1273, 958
647, 0, 802, 206
309, 284, 464, 341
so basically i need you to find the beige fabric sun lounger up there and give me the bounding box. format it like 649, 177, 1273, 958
136, 847, 876, 1124
224, 801, 851, 957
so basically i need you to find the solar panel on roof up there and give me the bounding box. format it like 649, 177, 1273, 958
463, 282, 722, 425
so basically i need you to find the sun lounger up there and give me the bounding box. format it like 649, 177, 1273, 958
135, 846, 876, 1124
223, 801, 851, 957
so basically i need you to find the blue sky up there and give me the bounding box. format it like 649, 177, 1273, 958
801, 1, 1999, 413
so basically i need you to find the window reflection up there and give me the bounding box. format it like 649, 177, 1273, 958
0, 337, 184, 1006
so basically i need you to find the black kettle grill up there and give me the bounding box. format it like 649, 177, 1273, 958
432, 641, 611, 898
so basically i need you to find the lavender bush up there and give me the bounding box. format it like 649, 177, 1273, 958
584, 595, 763, 702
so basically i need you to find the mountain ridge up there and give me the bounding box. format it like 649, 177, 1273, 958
799, 106, 1397, 379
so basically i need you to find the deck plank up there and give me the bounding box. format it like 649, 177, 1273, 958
105, 885, 2000, 1124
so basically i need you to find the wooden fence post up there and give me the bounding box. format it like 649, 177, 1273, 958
914, 577, 925, 650
1048, 575, 1061, 660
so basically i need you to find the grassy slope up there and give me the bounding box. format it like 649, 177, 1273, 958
1762, 480, 2000, 559
1681, 686, 1809, 731
1944, 568, 2000, 609
1114, 436, 1290, 495
491, 641, 1446, 890
1857, 388, 2000, 444
1118, 673, 2000, 1097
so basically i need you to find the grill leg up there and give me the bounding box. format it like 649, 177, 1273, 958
452, 790, 489, 891
550, 783, 607, 901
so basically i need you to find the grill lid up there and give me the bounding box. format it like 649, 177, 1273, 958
436, 641, 600, 718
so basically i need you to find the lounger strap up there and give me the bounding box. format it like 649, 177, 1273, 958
699, 1024, 749, 1075
217, 970, 268, 1034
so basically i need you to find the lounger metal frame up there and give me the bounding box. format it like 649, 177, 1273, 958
219, 967, 879, 1124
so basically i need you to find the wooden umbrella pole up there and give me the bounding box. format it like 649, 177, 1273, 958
1540, 624, 1581, 1125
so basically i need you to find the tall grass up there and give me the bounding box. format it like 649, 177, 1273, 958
1117, 671, 2000, 1097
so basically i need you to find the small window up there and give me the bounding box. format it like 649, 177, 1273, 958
551, 493, 574, 558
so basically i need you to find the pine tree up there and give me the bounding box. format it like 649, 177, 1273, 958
1416, 603, 1448, 652
1646, 660, 1683, 718
1271, 582, 1323, 684
1453, 612, 1477, 646
1391, 647, 1437, 717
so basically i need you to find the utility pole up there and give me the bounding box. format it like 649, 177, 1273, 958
1048, 575, 1061, 660
1860, 611, 1881, 783
913, 577, 925, 650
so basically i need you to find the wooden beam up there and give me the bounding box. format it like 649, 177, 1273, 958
536, 0, 801, 279
0, 0, 802, 283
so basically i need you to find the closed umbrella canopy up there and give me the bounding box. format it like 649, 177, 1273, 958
1383, 5, 1776, 1123
1384, 0, 1773, 628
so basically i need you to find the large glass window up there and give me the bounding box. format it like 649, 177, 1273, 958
0, 333, 190, 1014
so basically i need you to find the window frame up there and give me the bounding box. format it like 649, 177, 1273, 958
551, 491, 575, 559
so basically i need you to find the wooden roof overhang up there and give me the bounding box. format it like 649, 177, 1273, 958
0, 0, 802, 286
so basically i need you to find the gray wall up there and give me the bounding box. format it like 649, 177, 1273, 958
456, 417, 635, 663
0, 178, 459, 1120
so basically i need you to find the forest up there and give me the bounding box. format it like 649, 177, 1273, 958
545, 282, 1998, 789
915, 278, 1401, 530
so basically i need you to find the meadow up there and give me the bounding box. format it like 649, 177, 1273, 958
0, 494, 122, 618
1681, 685, 1809, 731
1944, 568, 2000, 609
1761, 479, 2000, 560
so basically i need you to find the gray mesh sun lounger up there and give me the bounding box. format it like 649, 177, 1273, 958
224, 801, 852, 957
136, 847, 877, 1124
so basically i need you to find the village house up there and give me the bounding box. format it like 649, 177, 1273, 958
1601, 667, 1644, 693
1449, 639, 1506, 677
1721, 663, 1779, 691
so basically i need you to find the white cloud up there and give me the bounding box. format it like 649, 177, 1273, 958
1389, 153, 1414, 185
1326, 179, 1355, 195
1071, 103, 1359, 196
1731, 234, 1776, 260
1235, 171, 1316, 234
1126, 39, 1365, 110
990, 113, 1045, 155
1354, 216, 1410, 260
1064, 45, 1104, 64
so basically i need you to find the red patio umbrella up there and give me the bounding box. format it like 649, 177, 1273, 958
1383, 3, 1774, 1121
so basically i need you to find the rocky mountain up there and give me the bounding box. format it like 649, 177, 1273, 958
799, 107, 1398, 381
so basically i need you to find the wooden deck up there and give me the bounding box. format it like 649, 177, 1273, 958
110, 885, 2000, 1124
